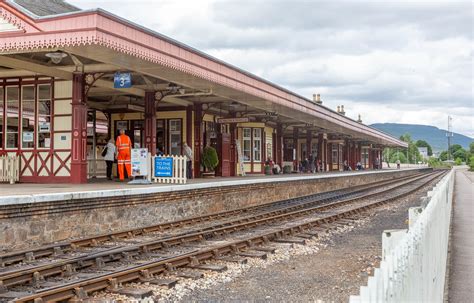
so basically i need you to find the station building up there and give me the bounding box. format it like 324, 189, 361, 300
0, 0, 406, 183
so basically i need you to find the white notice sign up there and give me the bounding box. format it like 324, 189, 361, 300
235, 140, 246, 177
23, 132, 34, 142
131, 148, 148, 177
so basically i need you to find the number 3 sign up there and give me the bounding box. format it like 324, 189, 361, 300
114, 72, 132, 88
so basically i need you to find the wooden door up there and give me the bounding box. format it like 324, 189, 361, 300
217, 133, 231, 177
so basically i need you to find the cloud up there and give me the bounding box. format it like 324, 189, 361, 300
69, 0, 473, 137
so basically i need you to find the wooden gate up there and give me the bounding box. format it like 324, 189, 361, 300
216, 133, 231, 177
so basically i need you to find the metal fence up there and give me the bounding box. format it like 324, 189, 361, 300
0, 155, 20, 184
151, 155, 187, 184
350, 169, 454, 303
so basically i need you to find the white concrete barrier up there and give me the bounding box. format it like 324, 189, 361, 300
0, 155, 19, 184
350, 169, 454, 303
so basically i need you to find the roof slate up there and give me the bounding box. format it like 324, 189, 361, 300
13, 0, 80, 17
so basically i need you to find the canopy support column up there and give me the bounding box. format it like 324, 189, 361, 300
194, 104, 203, 177
144, 91, 157, 156
71, 72, 88, 184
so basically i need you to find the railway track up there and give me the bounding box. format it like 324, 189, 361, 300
0, 171, 426, 268
0, 169, 445, 302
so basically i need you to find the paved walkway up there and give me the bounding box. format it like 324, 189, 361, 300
0, 167, 425, 204
448, 169, 474, 302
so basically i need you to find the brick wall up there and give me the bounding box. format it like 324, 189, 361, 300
0, 169, 427, 249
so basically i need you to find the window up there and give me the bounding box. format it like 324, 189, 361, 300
156, 119, 165, 153
242, 128, 251, 161
6, 87, 19, 148
37, 84, 51, 148
332, 144, 338, 164
169, 119, 182, 155
21, 86, 35, 148
361, 148, 369, 167
283, 138, 294, 161
253, 128, 261, 162
0, 87, 3, 148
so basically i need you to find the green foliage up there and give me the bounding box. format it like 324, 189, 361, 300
470, 142, 474, 155
428, 157, 444, 168
390, 152, 407, 164
454, 158, 462, 165
202, 146, 219, 171
428, 157, 452, 168
415, 140, 433, 156
469, 156, 474, 171
399, 133, 412, 143
453, 148, 468, 162
439, 150, 448, 161
397, 133, 422, 163
449, 144, 463, 155
283, 165, 292, 174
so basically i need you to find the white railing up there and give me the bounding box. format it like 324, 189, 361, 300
151, 155, 187, 184
87, 158, 107, 178
0, 155, 20, 184
350, 169, 454, 303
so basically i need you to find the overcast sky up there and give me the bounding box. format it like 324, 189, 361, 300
69, 0, 473, 137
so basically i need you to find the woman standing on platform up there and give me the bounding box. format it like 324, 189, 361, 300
103, 139, 116, 180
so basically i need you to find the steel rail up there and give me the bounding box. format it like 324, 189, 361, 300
0, 171, 441, 290
13, 170, 447, 303
0, 171, 427, 266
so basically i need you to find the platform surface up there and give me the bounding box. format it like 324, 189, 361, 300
0, 167, 425, 205
448, 169, 474, 302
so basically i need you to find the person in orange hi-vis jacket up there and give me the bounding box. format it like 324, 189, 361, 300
115, 129, 132, 181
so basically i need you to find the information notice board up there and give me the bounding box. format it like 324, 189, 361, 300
154, 157, 173, 177
235, 140, 246, 176
131, 148, 148, 177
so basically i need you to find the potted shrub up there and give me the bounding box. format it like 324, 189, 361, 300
264, 164, 272, 175
283, 165, 292, 174
201, 146, 219, 177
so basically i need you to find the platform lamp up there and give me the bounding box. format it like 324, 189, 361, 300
45, 51, 68, 64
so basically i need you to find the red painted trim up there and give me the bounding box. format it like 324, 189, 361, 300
0, 30, 24, 37
144, 91, 156, 156
20, 176, 71, 183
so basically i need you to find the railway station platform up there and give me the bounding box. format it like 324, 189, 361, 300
0, 168, 429, 250
448, 168, 474, 302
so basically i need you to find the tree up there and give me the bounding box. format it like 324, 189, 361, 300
202, 146, 219, 172
454, 158, 462, 165
453, 148, 468, 162
390, 152, 407, 164
470, 142, 474, 155
415, 140, 433, 156
449, 144, 463, 155
399, 133, 422, 164
399, 133, 412, 143
439, 151, 448, 161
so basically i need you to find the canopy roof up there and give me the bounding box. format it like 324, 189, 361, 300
0, 0, 407, 147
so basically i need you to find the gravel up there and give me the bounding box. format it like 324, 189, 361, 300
89, 176, 441, 303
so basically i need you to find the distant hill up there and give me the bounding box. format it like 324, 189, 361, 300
370, 123, 473, 152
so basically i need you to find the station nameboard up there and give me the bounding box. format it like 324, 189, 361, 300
114, 72, 132, 88
154, 157, 173, 177
217, 117, 249, 124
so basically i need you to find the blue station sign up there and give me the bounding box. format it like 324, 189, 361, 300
114, 72, 132, 88
154, 157, 173, 177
